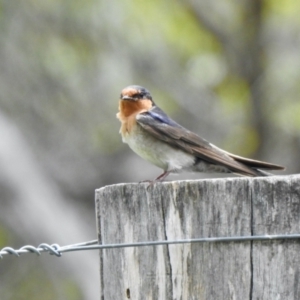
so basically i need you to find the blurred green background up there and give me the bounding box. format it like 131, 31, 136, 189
0, 0, 299, 299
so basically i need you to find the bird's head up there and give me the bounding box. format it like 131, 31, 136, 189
118, 85, 155, 119
120, 85, 153, 103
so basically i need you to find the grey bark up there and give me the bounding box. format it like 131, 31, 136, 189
96, 175, 300, 299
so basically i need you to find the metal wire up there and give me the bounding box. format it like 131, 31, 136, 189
1, 233, 300, 259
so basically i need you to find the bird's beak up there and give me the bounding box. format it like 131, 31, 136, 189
121, 95, 135, 101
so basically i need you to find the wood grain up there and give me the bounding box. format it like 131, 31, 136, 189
96, 175, 300, 299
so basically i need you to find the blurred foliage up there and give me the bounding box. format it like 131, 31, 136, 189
0, 226, 10, 247
1, 264, 82, 300
0, 0, 300, 299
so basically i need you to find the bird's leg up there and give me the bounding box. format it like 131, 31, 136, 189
154, 170, 170, 181
139, 170, 171, 186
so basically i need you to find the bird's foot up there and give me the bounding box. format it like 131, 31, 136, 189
139, 171, 170, 189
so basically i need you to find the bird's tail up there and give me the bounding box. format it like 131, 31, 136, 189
227, 152, 284, 177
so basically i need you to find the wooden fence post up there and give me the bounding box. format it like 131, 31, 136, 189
95, 175, 300, 300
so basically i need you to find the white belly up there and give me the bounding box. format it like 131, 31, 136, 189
122, 125, 195, 172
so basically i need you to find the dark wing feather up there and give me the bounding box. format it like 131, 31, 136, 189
225, 152, 284, 170
136, 108, 284, 176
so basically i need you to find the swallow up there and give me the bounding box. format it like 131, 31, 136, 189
117, 85, 285, 182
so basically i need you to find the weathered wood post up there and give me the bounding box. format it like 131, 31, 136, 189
96, 175, 300, 299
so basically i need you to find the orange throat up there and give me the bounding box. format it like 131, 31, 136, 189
117, 99, 152, 135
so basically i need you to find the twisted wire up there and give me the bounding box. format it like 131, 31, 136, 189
1, 233, 300, 259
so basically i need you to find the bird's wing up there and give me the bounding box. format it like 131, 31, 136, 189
136, 108, 284, 176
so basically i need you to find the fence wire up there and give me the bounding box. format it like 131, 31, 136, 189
1, 233, 300, 259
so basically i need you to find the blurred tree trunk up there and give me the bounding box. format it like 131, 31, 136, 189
185, 0, 270, 159
241, 0, 269, 159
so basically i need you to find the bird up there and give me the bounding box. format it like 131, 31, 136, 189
117, 85, 285, 182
